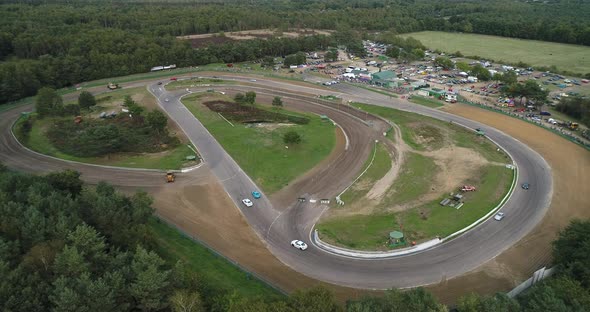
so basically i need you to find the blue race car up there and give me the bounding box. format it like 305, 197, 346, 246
252, 191, 262, 199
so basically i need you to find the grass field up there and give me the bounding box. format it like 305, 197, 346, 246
149, 219, 284, 300
318, 165, 512, 250
402, 31, 590, 74
182, 93, 336, 193
317, 103, 513, 250
340, 143, 392, 204
409, 95, 444, 108
382, 152, 437, 206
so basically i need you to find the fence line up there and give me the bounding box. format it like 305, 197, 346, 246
507, 266, 555, 298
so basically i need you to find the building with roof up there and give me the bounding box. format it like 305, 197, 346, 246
371, 70, 398, 87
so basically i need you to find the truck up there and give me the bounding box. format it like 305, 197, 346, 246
445, 93, 457, 103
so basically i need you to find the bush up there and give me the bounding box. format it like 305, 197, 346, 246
283, 131, 302, 144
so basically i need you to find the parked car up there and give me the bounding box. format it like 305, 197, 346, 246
242, 199, 253, 207
494, 212, 505, 221
157, 82, 163, 85
170, 77, 177, 81
291, 240, 308, 251
252, 191, 261, 199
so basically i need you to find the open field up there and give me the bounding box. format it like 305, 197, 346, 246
318, 156, 512, 250
355, 103, 509, 163
409, 95, 444, 108
14, 88, 197, 170
402, 31, 590, 74
317, 103, 513, 250
182, 93, 336, 193
150, 219, 284, 300
177, 28, 333, 48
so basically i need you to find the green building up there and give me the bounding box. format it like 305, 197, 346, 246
371, 70, 398, 88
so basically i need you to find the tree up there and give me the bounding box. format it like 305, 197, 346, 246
45, 170, 83, 197
457, 293, 519, 312
470, 64, 492, 81
324, 49, 338, 62
123, 95, 144, 117
553, 219, 590, 288
283, 131, 301, 145
492, 73, 503, 83
434, 57, 454, 70
146, 110, 168, 134
272, 96, 283, 111
78, 91, 96, 109
456, 62, 471, 72
502, 71, 518, 85
245, 91, 256, 105
234, 93, 245, 104
170, 290, 204, 312
289, 287, 340, 312
261, 56, 275, 68
130, 246, 171, 311
35, 87, 63, 117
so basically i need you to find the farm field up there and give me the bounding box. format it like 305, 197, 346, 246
317, 103, 513, 250
402, 31, 590, 74
14, 88, 197, 170
182, 93, 336, 193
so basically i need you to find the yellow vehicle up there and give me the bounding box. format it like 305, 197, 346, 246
166, 172, 175, 183
567, 122, 579, 130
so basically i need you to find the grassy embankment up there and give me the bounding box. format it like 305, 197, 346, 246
150, 219, 284, 300
409, 95, 444, 108
14, 88, 196, 170
402, 31, 590, 74
182, 93, 336, 194
317, 104, 513, 250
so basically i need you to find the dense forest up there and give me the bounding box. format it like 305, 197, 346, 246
1, 166, 589, 311
1, 0, 590, 104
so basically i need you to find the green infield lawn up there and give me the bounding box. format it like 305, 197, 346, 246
149, 219, 284, 300
318, 164, 513, 250
316, 103, 514, 250
182, 94, 336, 194
402, 31, 590, 74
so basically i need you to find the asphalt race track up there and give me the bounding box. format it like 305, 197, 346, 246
0, 75, 552, 290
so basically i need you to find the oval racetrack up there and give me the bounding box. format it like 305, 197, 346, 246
0, 75, 552, 289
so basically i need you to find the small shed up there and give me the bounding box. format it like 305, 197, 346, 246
389, 231, 405, 244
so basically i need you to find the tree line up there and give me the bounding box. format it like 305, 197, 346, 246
1, 1, 590, 104
1, 165, 589, 311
